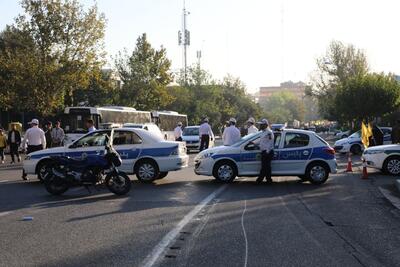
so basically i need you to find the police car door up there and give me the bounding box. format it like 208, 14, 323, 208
113, 130, 142, 173
277, 132, 312, 174
65, 130, 110, 159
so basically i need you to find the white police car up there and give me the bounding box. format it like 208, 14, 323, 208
334, 127, 392, 155
363, 144, 400, 175
195, 129, 336, 184
182, 126, 215, 152
23, 128, 189, 182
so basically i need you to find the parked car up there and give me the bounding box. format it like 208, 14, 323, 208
123, 123, 164, 139
23, 128, 188, 182
194, 129, 336, 184
335, 130, 350, 139
363, 144, 400, 175
182, 126, 215, 152
334, 127, 392, 155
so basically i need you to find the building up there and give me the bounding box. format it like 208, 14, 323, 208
259, 81, 306, 102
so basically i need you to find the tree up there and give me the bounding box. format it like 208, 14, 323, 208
311, 41, 369, 120
115, 33, 173, 110
260, 91, 305, 123
334, 73, 400, 122
0, 0, 106, 115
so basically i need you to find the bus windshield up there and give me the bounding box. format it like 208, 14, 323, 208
62, 108, 99, 134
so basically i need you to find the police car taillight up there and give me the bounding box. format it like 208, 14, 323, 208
323, 147, 335, 155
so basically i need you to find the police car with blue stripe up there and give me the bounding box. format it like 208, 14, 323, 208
194, 129, 336, 184
23, 128, 189, 182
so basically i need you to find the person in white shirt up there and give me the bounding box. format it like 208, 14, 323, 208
256, 119, 275, 184
247, 117, 259, 135
86, 119, 97, 133
22, 119, 46, 154
174, 122, 183, 141
50, 121, 65, 147
199, 117, 214, 151
222, 118, 241, 146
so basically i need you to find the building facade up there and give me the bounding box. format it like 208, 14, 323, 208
259, 81, 306, 103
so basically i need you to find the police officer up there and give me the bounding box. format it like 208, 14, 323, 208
256, 119, 274, 184
174, 122, 183, 141
247, 117, 258, 135
222, 118, 241, 146
199, 117, 214, 151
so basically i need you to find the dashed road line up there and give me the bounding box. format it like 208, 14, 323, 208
141, 184, 228, 267
241, 199, 248, 267
0, 211, 13, 217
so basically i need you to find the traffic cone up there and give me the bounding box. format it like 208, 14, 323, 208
361, 159, 368, 179
346, 152, 353, 172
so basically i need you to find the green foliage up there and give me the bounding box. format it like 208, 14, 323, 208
311, 40, 369, 120
335, 73, 400, 121
259, 91, 305, 123
115, 33, 173, 110
0, 0, 106, 115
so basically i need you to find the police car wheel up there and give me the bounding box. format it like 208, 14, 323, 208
135, 160, 159, 183
383, 156, 400, 175
213, 161, 237, 183
306, 162, 329, 185
350, 144, 362, 155
37, 160, 52, 182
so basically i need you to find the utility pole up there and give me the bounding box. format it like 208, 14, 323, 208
178, 0, 190, 84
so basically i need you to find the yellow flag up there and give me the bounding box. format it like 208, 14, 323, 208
361, 122, 373, 148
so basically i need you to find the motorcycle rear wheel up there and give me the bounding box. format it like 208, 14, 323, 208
105, 172, 131, 195
44, 173, 69, 195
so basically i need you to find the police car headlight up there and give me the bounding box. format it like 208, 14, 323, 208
197, 152, 214, 160
364, 150, 384, 155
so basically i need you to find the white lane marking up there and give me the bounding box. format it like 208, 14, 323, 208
241, 199, 248, 267
0, 180, 9, 183
0, 211, 12, 217
141, 184, 228, 267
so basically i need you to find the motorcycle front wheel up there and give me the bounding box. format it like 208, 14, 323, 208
44, 172, 69, 196
105, 171, 131, 195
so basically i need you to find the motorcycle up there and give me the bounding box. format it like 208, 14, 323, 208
43, 130, 131, 196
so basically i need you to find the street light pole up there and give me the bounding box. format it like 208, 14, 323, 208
178, 0, 190, 84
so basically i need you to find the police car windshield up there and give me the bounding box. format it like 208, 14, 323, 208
231, 132, 261, 147
350, 131, 361, 138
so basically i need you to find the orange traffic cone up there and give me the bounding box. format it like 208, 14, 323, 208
361, 159, 368, 179
346, 152, 353, 172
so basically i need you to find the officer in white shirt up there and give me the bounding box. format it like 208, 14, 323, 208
86, 119, 97, 133
256, 119, 274, 184
22, 119, 46, 154
247, 117, 259, 135
222, 118, 241, 146
199, 117, 214, 151
174, 122, 183, 141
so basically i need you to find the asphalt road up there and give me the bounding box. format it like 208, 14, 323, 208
1, 153, 400, 267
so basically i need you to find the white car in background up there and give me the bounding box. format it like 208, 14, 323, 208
335, 130, 350, 139
123, 123, 164, 139
23, 128, 188, 182
182, 126, 214, 152
363, 144, 400, 175
195, 129, 337, 184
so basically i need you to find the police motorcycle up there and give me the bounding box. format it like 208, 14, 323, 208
43, 129, 131, 196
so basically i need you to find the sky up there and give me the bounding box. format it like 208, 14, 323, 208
1, 0, 400, 93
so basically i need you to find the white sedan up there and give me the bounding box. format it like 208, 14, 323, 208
23, 128, 189, 182
195, 129, 337, 184
363, 144, 400, 175
182, 126, 215, 152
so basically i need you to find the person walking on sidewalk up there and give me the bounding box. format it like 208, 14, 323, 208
8, 124, 21, 163
51, 121, 65, 147
0, 128, 7, 164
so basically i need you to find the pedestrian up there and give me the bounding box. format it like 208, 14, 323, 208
247, 117, 259, 135
199, 117, 214, 151
174, 122, 183, 141
222, 118, 241, 146
256, 119, 274, 184
50, 121, 65, 147
44, 121, 52, 148
8, 124, 21, 163
86, 119, 96, 132
369, 124, 384, 147
391, 119, 400, 144
0, 128, 7, 164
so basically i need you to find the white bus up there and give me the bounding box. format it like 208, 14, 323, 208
151, 111, 188, 140
62, 106, 152, 144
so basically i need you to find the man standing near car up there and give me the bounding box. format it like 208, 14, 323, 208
8, 124, 21, 163
51, 121, 65, 147
246, 117, 259, 135
256, 119, 274, 184
174, 122, 183, 141
199, 117, 214, 151
44, 121, 52, 148
222, 118, 241, 146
